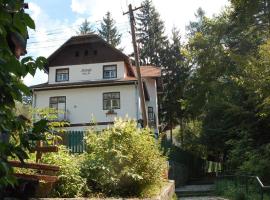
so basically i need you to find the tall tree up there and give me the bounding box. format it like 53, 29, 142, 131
161, 27, 191, 144
77, 19, 94, 35
0, 0, 48, 186
98, 12, 121, 48
185, 1, 270, 176
136, 0, 167, 66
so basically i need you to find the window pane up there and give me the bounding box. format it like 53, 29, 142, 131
57, 69, 68, 73
104, 100, 110, 109
58, 97, 65, 103
50, 97, 58, 103
104, 66, 115, 70
148, 107, 154, 120
111, 92, 119, 98
112, 99, 119, 108
104, 71, 110, 78
103, 93, 111, 99
50, 103, 57, 109
111, 71, 116, 77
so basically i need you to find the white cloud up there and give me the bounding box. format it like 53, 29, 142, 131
24, 2, 77, 86
153, 0, 229, 37
71, 0, 97, 14
70, 0, 229, 47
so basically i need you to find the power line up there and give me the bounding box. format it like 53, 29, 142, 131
26, 31, 131, 49
28, 21, 129, 38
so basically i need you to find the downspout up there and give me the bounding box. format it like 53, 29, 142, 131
135, 81, 139, 124
32, 89, 37, 108
32, 89, 37, 122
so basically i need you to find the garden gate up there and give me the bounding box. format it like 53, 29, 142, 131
64, 131, 85, 153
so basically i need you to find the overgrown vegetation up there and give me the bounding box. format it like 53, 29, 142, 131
0, 0, 48, 186
41, 146, 87, 197
80, 119, 167, 197
8, 118, 169, 198
215, 179, 270, 200
136, 0, 270, 183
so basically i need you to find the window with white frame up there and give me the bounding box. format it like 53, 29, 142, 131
103, 92, 120, 110
49, 96, 66, 110
56, 68, 69, 82
148, 107, 154, 122
103, 65, 117, 79
49, 96, 66, 120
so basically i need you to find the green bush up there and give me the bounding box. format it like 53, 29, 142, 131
80, 119, 167, 197
41, 146, 87, 197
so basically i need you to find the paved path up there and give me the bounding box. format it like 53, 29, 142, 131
180, 197, 228, 200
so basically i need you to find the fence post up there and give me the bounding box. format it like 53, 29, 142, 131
261, 187, 264, 200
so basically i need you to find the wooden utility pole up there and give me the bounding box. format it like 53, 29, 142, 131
124, 4, 148, 127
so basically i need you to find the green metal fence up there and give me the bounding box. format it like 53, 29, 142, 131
64, 131, 85, 153
216, 173, 270, 200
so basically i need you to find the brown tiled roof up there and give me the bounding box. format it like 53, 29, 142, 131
30, 78, 137, 91
132, 65, 161, 78
45, 34, 131, 72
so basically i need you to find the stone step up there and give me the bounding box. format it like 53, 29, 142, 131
175, 184, 215, 197
180, 197, 228, 200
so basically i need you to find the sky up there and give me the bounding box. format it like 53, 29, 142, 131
24, 0, 229, 86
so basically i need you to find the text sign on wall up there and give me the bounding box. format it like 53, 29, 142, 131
81, 68, 92, 75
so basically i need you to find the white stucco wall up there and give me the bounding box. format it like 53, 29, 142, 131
144, 78, 159, 128
48, 61, 125, 84
33, 84, 138, 131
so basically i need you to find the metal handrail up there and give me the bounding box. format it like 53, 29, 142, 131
216, 172, 270, 200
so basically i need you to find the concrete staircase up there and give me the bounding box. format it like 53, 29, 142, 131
175, 184, 215, 197
175, 176, 216, 197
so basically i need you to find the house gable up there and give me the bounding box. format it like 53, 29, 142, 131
46, 34, 130, 69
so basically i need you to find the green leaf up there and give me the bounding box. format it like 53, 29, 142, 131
17, 81, 30, 95
21, 56, 34, 64
36, 56, 47, 70
23, 13, 35, 30
0, 8, 12, 24
32, 119, 48, 133
13, 12, 27, 35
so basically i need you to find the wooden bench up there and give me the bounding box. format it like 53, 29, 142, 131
8, 142, 60, 183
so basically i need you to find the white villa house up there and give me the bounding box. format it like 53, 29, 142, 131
31, 34, 161, 132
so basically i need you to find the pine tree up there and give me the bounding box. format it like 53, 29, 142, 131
136, 0, 167, 66
161, 27, 191, 144
98, 12, 121, 48
77, 19, 94, 35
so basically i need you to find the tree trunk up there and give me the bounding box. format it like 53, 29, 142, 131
180, 117, 184, 147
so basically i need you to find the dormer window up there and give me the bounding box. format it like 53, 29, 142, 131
103, 65, 117, 79
56, 68, 69, 82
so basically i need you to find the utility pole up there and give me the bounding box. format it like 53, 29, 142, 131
123, 4, 148, 127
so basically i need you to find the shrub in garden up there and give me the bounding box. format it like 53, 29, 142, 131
41, 146, 87, 197
80, 119, 167, 197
